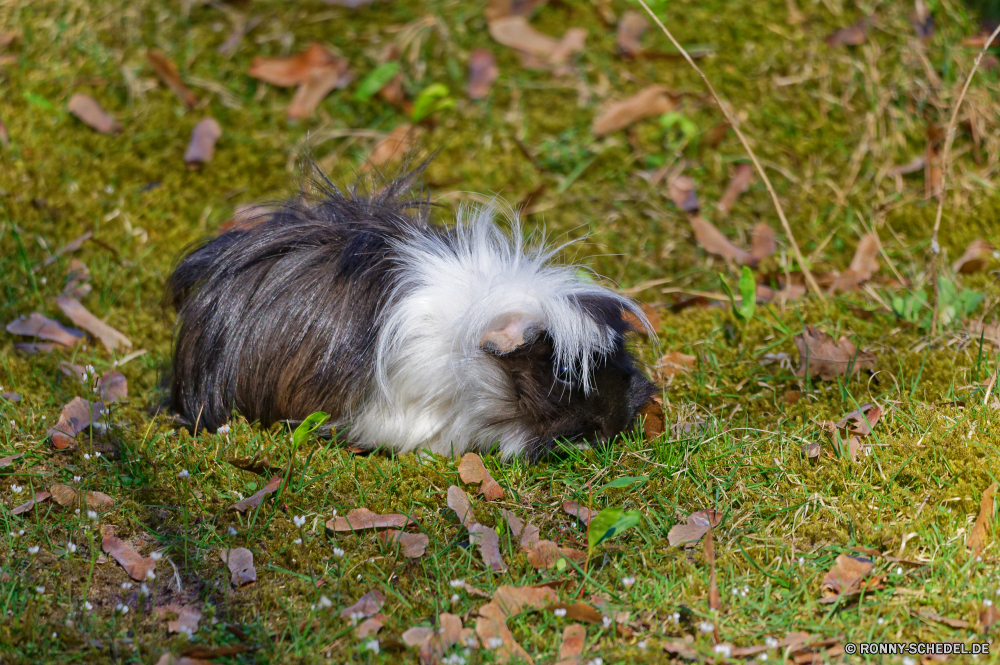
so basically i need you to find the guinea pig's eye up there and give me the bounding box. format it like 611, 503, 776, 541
554, 364, 573, 386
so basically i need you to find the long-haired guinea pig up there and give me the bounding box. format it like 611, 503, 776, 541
167, 165, 657, 460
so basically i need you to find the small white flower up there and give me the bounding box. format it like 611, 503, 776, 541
357, 573, 362, 580
333, 547, 345, 558
177, 469, 189, 479
586, 658, 604, 665
83, 454, 91, 460
765, 637, 779, 648
228, 526, 237, 536
86, 365, 95, 374
877, 617, 885, 625
319, 595, 333, 608
364, 639, 379, 654
40, 277, 47, 284
698, 621, 714, 633
554, 608, 567, 617
798, 557, 804, 566
732, 587, 739, 595
94, 452, 101, 458
74, 509, 80, 515
637, 640, 647, 650
621, 576, 636, 588
487, 637, 503, 649
11, 484, 23, 494
450, 594, 459, 603
121, 582, 132, 590
87, 510, 98, 520
73, 476, 81, 483
121, 605, 129, 614
759, 654, 769, 662
903, 658, 917, 665
140, 584, 149, 596
602, 615, 612, 629
293, 515, 306, 528
330, 509, 337, 518
450, 579, 465, 588
293, 538, 302, 545
146, 570, 156, 580
84, 601, 93, 610
931, 238, 940, 254
349, 611, 365, 626
218, 424, 230, 434
985, 599, 994, 607
670, 612, 680, 623
714, 644, 732, 658
28, 545, 40, 554
150, 551, 163, 560
40, 415, 45, 420
178, 625, 193, 637
896, 566, 903, 575
36, 586, 45, 594
67, 541, 77, 553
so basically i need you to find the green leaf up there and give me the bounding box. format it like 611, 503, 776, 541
587, 507, 642, 556
597, 476, 649, 494
23, 91, 54, 110
353, 62, 401, 102
659, 111, 698, 141
411, 83, 454, 122
737, 266, 756, 321
292, 412, 329, 449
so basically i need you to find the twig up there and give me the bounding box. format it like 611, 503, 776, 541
929, 23, 1000, 336
637, 0, 824, 301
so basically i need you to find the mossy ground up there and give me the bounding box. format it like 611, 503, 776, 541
1, 0, 999, 663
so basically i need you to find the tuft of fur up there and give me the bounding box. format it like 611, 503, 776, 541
168, 169, 656, 459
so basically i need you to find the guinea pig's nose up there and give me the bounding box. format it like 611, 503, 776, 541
597, 433, 609, 444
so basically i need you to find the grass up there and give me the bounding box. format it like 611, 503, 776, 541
1, 0, 1000, 662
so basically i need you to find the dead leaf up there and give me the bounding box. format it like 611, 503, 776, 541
912, 0, 934, 38
801, 441, 821, 458
562, 500, 596, 526
217, 16, 262, 56
555, 624, 586, 665
287, 61, 352, 120
967, 482, 997, 556
183, 118, 222, 169
42, 232, 92, 268
67, 95, 120, 134
47, 397, 104, 450
1, 392, 21, 403
0, 453, 24, 467
952, 239, 993, 274
968, 320, 1000, 348
56, 296, 131, 352
361, 124, 420, 172
103, 534, 157, 581
167, 603, 202, 635
181, 645, 250, 659
228, 455, 281, 476
488, 16, 585, 70
668, 509, 722, 547
653, 352, 695, 381
502, 509, 540, 551
458, 452, 504, 501
470, 523, 508, 573
756, 283, 806, 304
146, 50, 197, 107
230, 475, 282, 512
981, 603, 999, 632
447, 485, 477, 528
50, 483, 78, 506
637, 394, 665, 442
820, 553, 874, 601
616, 10, 647, 57
419, 612, 464, 663
13, 343, 58, 355
377, 529, 429, 558
825, 19, 868, 46
795, 326, 876, 381
914, 610, 970, 629
402, 626, 434, 647
835, 403, 882, 436
594, 85, 675, 137
927, 122, 944, 197
64, 259, 91, 299
689, 215, 752, 265
477, 602, 531, 662
12, 491, 50, 516
86, 490, 114, 512
749, 223, 776, 264
830, 234, 880, 292
340, 590, 385, 620
492, 584, 559, 617
485, 0, 548, 21
249, 43, 341, 87
355, 614, 385, 639
468, 49, 498, 100
97, 371, 127, 403
526, 540, 586, 569
154, 654, 213, 665
220, 547, 256, 586
717, 163, 754, 217
327, 506, 414, 531
6, 313, 83, 347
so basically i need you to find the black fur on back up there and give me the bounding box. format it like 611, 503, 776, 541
167, 165, 435, 432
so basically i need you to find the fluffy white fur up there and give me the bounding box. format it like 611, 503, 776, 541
339, 204, 647, 458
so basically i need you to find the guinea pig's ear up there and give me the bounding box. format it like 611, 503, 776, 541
480, 313, 542, 355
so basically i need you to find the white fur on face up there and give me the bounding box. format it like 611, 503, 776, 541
341, 203, 648, 459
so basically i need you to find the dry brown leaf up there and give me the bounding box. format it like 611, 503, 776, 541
468, 48, 498, 100
952, 239, 993, 274
562, 500, 596, 526
377, 529, 429, 558
501, 509, 540, 551
488, 16, 585, 70
717, 163, 754, 216
97, 371, 127, 404
492, 584, 559, 617
485, 0, 548, 21
795, 326, 876, 381
56, 296, 131, 352
12, 491, 50, 516
220, 547, 256, 586
668, 509, 722, 547
339, 590, 385, 620
825, 19, 868, 46
967, 482, 997, 556
47, 397, 104, 450
756, 283, 806, 304
914, 610, 970, 629
555, 623, 586, 665
228, 455, 281, 476
184, 118, 222, 169
231, 475, 282, 512
653, 352, 695, 381
0, 453, 24, 468
154, 654, 213, 665
287, 61, 352, 120
355, 614, 384, 639
829, 234, 880, 292
402, 626, 434, 647
249, 43, 341, 87
447, 485, 477, 528
67, 95, 120, 134
616, 10, 647, 57
835, 403, 882, 436
146, 50, 197, 107
526, 540, 586, 569
167, 603, 202, 635
667, 173, 699, 213
14, 343, 59, 355
470, 523, 508, 573
64, 259, 91, 299
327, 506, 414, 531
477, 602, 532, 663
981, 603, 999, 632
361, 124, 420, 172
593, 85, 674, 137
1, 391, 20, 403
458, 452, 504, 501
689, 215, 752, 265
49, 483, 78, 506
800, 441, 821, 458
820, 553, 874, 600
6, 313, 83, 347
86, 490, 114, 512
637, 394, 665, 442
749, 223, 776, 264
419, 612, 464, 663
103, 534, 157, 581
968, 320, 1000, 348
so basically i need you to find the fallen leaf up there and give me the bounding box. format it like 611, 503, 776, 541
820, 553, 874, 600
470, 523, 508, 573
637, 395, 665, 442
616, 10, 647, 57
0, 453, 24, 467
952, 239, 993, 274
287, 61, 352, 120
419, 612, 464, 663
230, 475, 282, 512
448, 485, 477, 528
97, 371, 127, 403
12, 491, 50, 516
968, 320, 1000, 348
146, 50, 197, 107
593, 85, 675, 137
1, 391, 20, 403
377, 529, 429, 558
327, 506, 414, 531
103, 534, 157, 581
926, 122, 944, 197
749, 223, 776, 264
477, 602, 531, 662
834, 403, 882, 436
488, 16, 585, 70
355, 614, 384, 639
982, 603, 999, 632
689, 215, 752, 265
14, 343, 58, 355
794, 326, 876, 381
825, 18, 868, 46
668, 509, 722, 547
56, 296, 131, 352
6, 313, 83, 347
756, 283, 806, 304
42, 232, 93, 268
485, 0, 548, 21
249, 43, 341, 87
468, 49, 498, 100
653, 352, 695, 381
220, 547, 256, 586
181, 645, 249, 659
492, 584, 559, 617
717, 163, 754, 216
64, 259, 91, 298
526, 540, 586, 569
967, 482, 997, 556
562, 500, 596, 526
47, 397, 104, 449
361, 124, 420, 172
154, 654, 213, 665
49, 483, 78, 506
914, 610, 970, 629
402, 626, 434, 647
228, 455, 281, 476
67, 95, 120, 134
800, 441, 821, 458
183, 118, 222, 169
829, 234, 879, 292
458, 453, 504, 501
555, 623, 586, 665
167, 603, 202, 635
217, 16, 262, 56
340, 590, 385, 620
502, 509, 540, 551
85, 490, 114, 512
912, 0, 934, 38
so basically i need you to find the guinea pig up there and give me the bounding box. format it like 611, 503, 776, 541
167, 165, 657, 460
